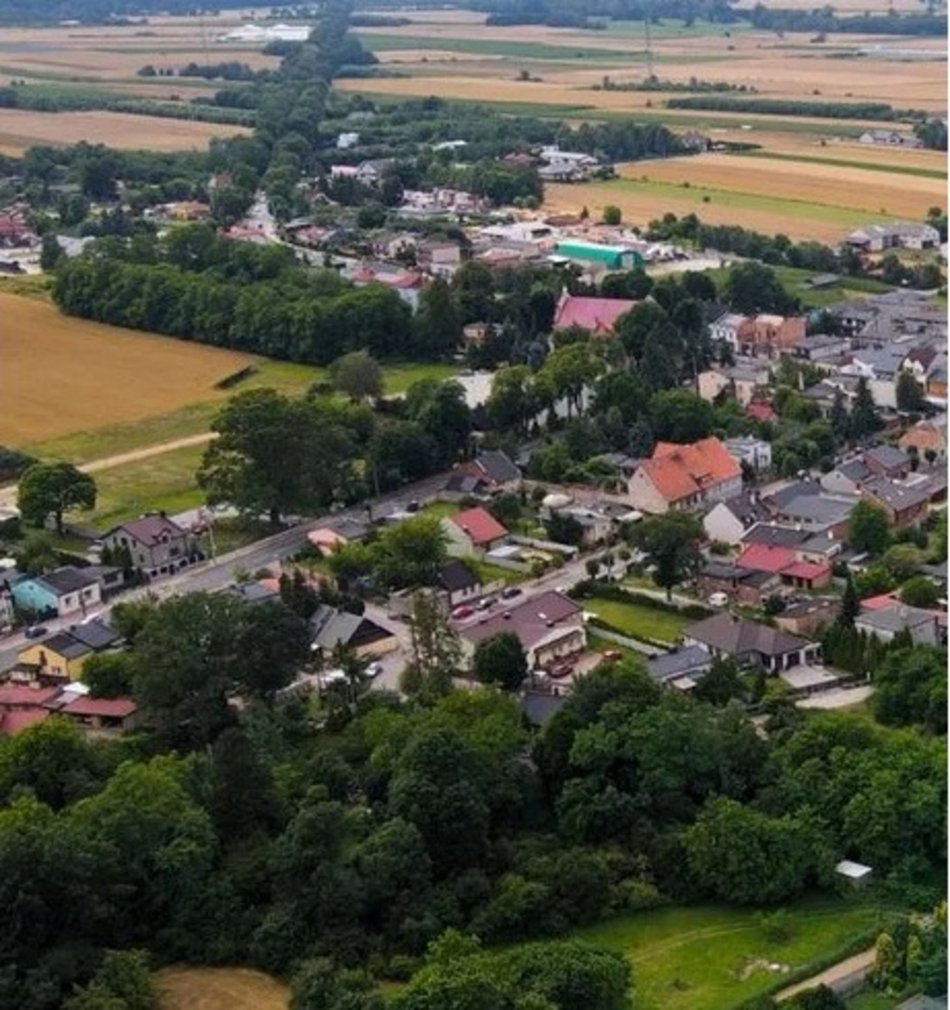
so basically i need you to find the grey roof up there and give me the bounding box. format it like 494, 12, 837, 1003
438, 560, 480, 593
475, 450, 521, 484
37, 632, 92, 660
742, 523, 811, 548
897, 995, 947, 1010
767, 481, 821, 510
865, 445, 909, 471
863, 477, 933, 511
775, 494, 854, 526
445, 473, 487, 495
68, 618, 122, 651
685, 613, 810, 658
836, 459, 871, 483
778, 597, 838, 619
110, 513, 187, 546
646, 645, 713, 683
800, 531, 843, 555
920, 560, 948, 585
716, 492, 769, 525
520, 692, 567, 726
37, 566, 98, 596
857, 605, 936, 633
310, 605, 364, 650
854, 344, 907, 378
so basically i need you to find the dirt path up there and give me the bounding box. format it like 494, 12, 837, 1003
0, 432, 217, 509
775, 947, 876, 1001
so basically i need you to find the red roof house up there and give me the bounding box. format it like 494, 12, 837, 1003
627, 437, 743, 514
736, 543, 831, 590
746, 401, 778, 424
443, 507, 508, 555
553, 293, 637, 336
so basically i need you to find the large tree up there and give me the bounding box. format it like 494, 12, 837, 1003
473, 632, 528, 692
329, 350, 383, 403
17, 461, 96, 533
631, 513, 703, 601
896, 370, 927, 413
723, 261, 797, 315
848, 499, 890, 556
849, 377, 883, 440
872, 645, 947, 733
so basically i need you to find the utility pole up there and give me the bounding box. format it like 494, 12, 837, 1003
643, 0, 655, 80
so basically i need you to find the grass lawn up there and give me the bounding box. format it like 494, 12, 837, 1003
420, 501, 460, 521
473, 560, 530, 587
573, 896, 895, 1010
583, 595, 687, 643
702, 264, 892, 311
847, 992, 902, 1010
74, 443, 206, 530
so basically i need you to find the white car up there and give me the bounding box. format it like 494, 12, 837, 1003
708, 592, 729, 608
363, 661, 383, 679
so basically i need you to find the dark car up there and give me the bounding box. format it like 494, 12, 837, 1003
501, 586, 523, 599
406, 500, 421, 513
24, 625, 48, 640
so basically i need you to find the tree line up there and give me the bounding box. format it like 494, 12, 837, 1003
666, 96, 908, 122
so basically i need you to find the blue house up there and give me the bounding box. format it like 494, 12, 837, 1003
12, 567, 101, 619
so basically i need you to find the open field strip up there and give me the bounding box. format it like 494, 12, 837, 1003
735, 150, 946, 180
157, 966, 289, 1010
617, 153, 945, 219
0, 108, 249, 155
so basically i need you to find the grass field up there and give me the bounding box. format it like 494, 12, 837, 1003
156, 967, 288, 1010
572, 897, 895, 1010
583, 595, 687, 643
0, 108, 249, 155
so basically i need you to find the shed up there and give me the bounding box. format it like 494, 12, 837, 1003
554, 241, 644, 270
834, 859, 873, 888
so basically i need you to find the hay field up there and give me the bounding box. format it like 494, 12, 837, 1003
0, 109, 249, 155
618, 154, 944, 219
0, 293, 253, 447
157, 967, 288, 1010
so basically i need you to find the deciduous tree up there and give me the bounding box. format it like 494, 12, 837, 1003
17, 462, 96, 533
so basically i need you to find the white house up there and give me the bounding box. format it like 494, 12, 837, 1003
708, 312, 747, 351
725, 436, 772, 473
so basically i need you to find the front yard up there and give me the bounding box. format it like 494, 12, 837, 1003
583, 594, 688, 644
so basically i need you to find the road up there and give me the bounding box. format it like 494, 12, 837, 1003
775, 947, 875, 1002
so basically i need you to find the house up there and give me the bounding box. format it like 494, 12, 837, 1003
843, 345, 909, 410
16, 618, 122, 680
0, 682, 138, 736
627, 437, 742, 515
764, 486, 854, 537
724, 436, 772, 473
645, 645, 713, 691
736, 314, 806, 358
552, 292, 637, 336
926, 353, 947, 402
58, 695, 139, 735
698, 362, 769, 409
459, 590, 585, 670
455, 450, 522, 493
336, 131, 360, 149
702, 493, 770, 546
11, 567, 101, 619
683, 612, 820, 672
858, 128, 920, 148
792, 332, 851, 368
864, 444, 910, 478
0, 682, 60, 735
442, 507, 509, 556
855, 603, 939, 645
555, 506, 614, 547
741, 522, 812, 549
102, 513, 197, 579
225, 580, 280, 605
745, 400, 778, 424
351, 265, 425, 310
696, 561, 780, 607
356, 158, 396, 186
736, 542, 832, 591
821, 458, 872, 496
708, 311, 746, 350
899, 416, 947, 459
307, 517, 371, 555
436, 560, 482, 609
774, 597, 840, 638
846, 221, 939, 252
308, 604, 398, 658
862, 476, 932, 528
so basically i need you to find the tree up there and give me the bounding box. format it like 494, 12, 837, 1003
900, 574, 940, 608
404, 379, 472, 468
487, 366, 535, 432
838, 573, 859, 628
209, 727, 279, 842
849, 377, 882, 441
829, 387, 849, 442
65, 950, 158, 1010
631, 513, 702, 600
373, 515, 448, 589
39, 233, 63, 272
539, 342, 600, 417
473, 633, 528, 692
329, 350, 383, 403
403, 590, 461, 698
15, 530, 59, 575
649, 390, 714, 443
692, 656, 744, 706
872, 645, 946, 733
723, 261, 797, 314
17, 461, 96, 533
896, 370, 927, 413
848, 499, 890, 556
414, 278, 460, 359
82, 652, 134, 698
291, 958, 382, 1010
602, 205, 622, 225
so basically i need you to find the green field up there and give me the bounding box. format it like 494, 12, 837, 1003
847, 993, 902, 1010
703, 264, 892, 310
738, 149, 948, 181
356, 33, 635, 60
572, 897, 894, 1010
583, 594, 687, 643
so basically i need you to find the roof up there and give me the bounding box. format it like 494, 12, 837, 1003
778, 597, 838, 619
782, 560, 830, 581
775, 494, 854, 526
31, 632, 92, 661
865, 445, 909, 471
646, 645, 713, 683
836, 459, 872, 483
745, 401, 777, 423
854, 344, 907, 378
437, 560, 480, 593
639, 438, 741, 504
449, 507, 508, 547
35, 566, 98, 596
737, 543, 797, 574
834, 858, 873, 879
309, 604, 391, 651
863, 476, 933, 512
766, 480, 821, 510
68, 618, 122, 651
61, 696, 137, 719
860, 592, 900, 611
444, 473, 488, 495
110, 513, 186, 546
685, 612, 809, 658
856, 604, 937, 633
553, 294, 636, 334
473, 450, 520, 485
460, 590, 581, 651
0, 708, 50, 735
0, 683, 61, 708
742, 523, 811, 548
226, 581, 280, 604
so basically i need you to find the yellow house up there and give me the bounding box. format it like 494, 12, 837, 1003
16, 620, 123, 681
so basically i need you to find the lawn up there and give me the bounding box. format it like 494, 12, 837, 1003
702, 265, 892, 311
847, 993, 902, 1010
583, 595, 687, 644
573, 897, 895, 1010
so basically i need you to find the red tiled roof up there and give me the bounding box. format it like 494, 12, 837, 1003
737, 543, 797, 574
640, 438, 742, 504
449, 507, 508, 546
553, 295, 636, 334
0, 707, 50, 735
746, 401, 777, 423
860, 592, 900, 611
62, 696, 137, 719
0, 683, 61, 709
782, 560, 830, 582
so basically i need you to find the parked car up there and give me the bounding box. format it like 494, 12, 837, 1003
24, 625, 48, 640
708, 592, 729, 608
406, 500, 420, 513
451, 605, 474, 620
476, 596, 496, 611
363, 661, 383, 679
501, 586, 522, 599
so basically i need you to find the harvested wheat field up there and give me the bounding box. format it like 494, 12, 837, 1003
0, 109, 249, 155
0, 293, 253, 446
543, 179, 882, 243
157, 967, 289, 1010
618, 154, 944, 219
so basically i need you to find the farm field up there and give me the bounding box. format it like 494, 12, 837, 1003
571, 897, 896, 1010
156, 966, 288, 1010
0, 108, 249, 155
617, 153, 945, 220
583, 595, 687, 644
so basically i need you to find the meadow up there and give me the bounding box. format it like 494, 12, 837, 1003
582, 594, 688, 644
156, 966, 288, 1010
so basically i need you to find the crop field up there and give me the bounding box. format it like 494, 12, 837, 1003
157, 967, 288, 1010
0, 293, 255, 447
0, 108, 249, 155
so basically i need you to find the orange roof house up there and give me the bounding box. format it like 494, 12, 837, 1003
627, 437, 743, 514
553, 293, 637, 336
442, 507, 509, 556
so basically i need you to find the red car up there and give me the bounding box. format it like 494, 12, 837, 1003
451, 605, 475, 620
